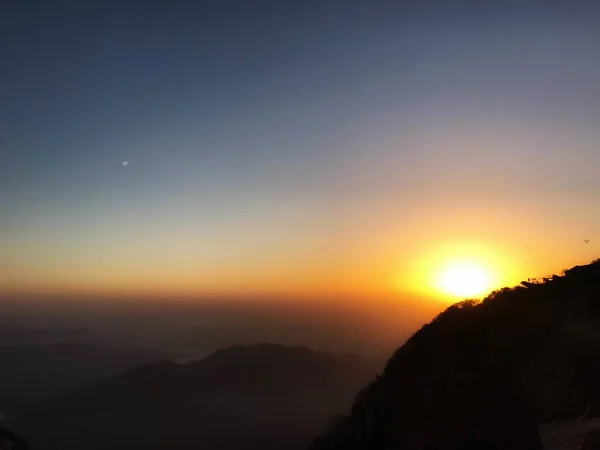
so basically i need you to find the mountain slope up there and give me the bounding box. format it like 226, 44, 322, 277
12, 343, 382, 450
310, 259, 600, 450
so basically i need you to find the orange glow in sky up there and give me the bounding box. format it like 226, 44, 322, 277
390, 239, 513, 303
2, 5, 600, 309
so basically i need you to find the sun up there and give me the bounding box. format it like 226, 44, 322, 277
397, 240, 516, 303
435, 261, 492, 299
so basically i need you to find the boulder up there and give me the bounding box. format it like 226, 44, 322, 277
583, 429, 600, 450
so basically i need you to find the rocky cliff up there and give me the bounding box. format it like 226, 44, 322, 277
310, 260, 600, 450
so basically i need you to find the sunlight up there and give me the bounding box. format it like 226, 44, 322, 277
398, 240, 518, 303
434, 261, 492, 298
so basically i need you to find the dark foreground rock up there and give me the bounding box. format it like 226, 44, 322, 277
309, 370, 542, 450
421, 372, 542, 450
583, 429, 600, 450
310, 260, 600, 450
539, 418, 600, 450
0, 428, 28, 450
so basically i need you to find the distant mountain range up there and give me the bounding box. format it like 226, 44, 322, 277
0, 343, 183, 417
12, 261, 600, 450
9, 343, 382, 450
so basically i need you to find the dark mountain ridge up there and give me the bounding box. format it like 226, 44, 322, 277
310, 259, 600, 450
9, 260, 600, 449
0, 343, 183, 417
11, 343, 382, 450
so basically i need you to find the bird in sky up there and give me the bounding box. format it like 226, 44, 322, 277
584, 239, 590, 244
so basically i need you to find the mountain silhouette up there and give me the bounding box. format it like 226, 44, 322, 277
10, 343, 381, 450
309, 259, 600, 450
8, 260, 600, 449
0, 343, 183, 417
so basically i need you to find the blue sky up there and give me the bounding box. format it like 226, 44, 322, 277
2, 1, 600, 298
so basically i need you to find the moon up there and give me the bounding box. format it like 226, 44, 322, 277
122, 161, 129, 166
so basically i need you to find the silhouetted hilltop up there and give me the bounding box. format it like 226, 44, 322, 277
310, 259, 600, 450
11, 343, 381, 450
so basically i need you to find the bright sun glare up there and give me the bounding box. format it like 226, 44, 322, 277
398, 241, 516, 303
435, 261, 493, 299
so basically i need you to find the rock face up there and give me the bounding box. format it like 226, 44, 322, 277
421, 373, 542, 450
0, 428, 28, 450
310, 259, 600, 450
583, 430, 600, 450
539, 418, 600, 450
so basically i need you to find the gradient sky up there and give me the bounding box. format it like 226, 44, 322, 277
2, 1, 600, 303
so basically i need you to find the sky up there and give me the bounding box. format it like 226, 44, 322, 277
2, 1, 600, 307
